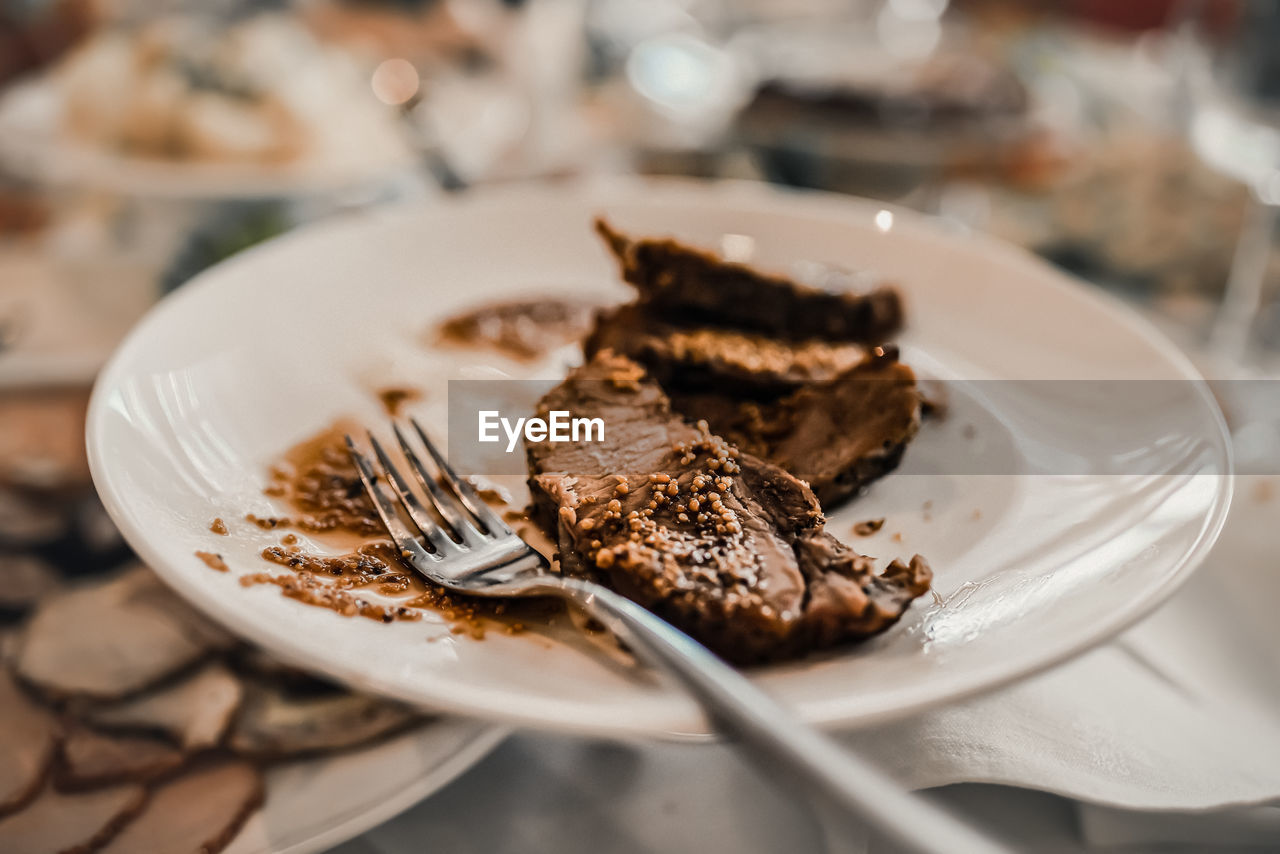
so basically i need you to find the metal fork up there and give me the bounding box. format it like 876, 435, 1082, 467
347, 419, 1010, 854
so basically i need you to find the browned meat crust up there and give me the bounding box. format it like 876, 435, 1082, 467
595, 218, 904, 343
585, 303, 868, 396
585, 302, 920, 505
669, 348, 921, 505
525, 352, 931, 665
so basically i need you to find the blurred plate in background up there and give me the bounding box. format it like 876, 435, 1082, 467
0, 75, 417, 201
225, 720, 503, 854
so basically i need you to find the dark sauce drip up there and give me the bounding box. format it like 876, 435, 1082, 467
258, 427, 383, 536
248, 425, 560, 635
377, 386, 422, 416
436, 299, 596, 361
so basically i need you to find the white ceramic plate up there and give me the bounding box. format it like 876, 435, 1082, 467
226, 720, 503, 854
87, 179, 1231, 739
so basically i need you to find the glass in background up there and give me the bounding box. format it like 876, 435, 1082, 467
1173, 0, 1280, 364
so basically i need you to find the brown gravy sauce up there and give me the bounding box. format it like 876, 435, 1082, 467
242, 424, 559, 635
376, 386, 422, 416
436, 299, 596, 361
254, 425, 385, 537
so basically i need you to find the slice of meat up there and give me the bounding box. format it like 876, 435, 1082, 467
0, 782, 147, 854
668, 348, 921, 505
585, 303, 867, 395
595, 219, 903, 343
15, 566, 233, 699
0, 488, 68, 548
0, 628, 20, 665
744, 53, 1028, 128
58, 727, 185, 790
0, 555, 61, 615
0, 671, 58, 816
525, 352, 931, 664
229, 682, 418, 759
230, 646, 336, 689
85, 663, 243, 751
98, 761, 263, 854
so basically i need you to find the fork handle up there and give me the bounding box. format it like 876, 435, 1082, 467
544, 577, 1011, 854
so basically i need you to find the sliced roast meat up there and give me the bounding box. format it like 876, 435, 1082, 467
230, 646, 341, 691
744, 53, 1029, 129
99, 761, 263, 854
585, 303, 867, 395
0, 628, 19, 665
0, 555, 60, 615
58, 726, 185, 790
0, 488, 68, 548
668, 348, 921, 505
86, 663, 243, 751
0, 781, 147, 854
525, 352, 931, 664
229, 682, 418, 759
0, 671, 58, 816
15, 566, 232, 699
595, 219, 903, 343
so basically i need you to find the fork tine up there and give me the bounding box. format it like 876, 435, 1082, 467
367, 433, 468, 552
344, 435, 448, 562
408, 417, 512, 536
390, 422, 483, 546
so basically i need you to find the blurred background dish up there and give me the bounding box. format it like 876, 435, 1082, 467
733, 21, 1034, 198
0, 11, 416, 197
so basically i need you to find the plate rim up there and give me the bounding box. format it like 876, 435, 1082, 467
259, 722, 508, 854
86, 177, 1234, 738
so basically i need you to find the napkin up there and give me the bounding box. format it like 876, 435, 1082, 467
835, 473, 1280, 846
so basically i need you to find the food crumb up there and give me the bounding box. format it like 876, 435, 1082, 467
195, 551, 229, 572
962, 423, 977, 440
972, 508, 982, 521
852, 518, 885, 536
281, 533, 298, 546
210, 518, 228, 535
1253, 480, 1274, 504
891, 532, 903, 543
240, 568, 423, 623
